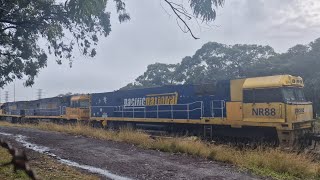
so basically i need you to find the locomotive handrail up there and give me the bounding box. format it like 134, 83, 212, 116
90, 101, 204, 119
60, 106, 67, 115
9, 108, 60, 111
25, 108, 60, 110
7, 107, 66, 116
90, 105, 125, 108
90, 101, 203, 108
211, 100, 225, 118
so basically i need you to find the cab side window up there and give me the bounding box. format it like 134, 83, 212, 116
244, 88, 283, 103
243, 90, 254, 103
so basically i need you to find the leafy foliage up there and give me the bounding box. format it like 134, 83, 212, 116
125, 42, 277, 87
0, 0, 131, 87
0, 0, 223, 88
124, 38, 320, 115
190, 0, 224, 22
246, 39, 320, 115
122, 63, 178, 90
177, 42, 276, 83
163, 0, 224, 39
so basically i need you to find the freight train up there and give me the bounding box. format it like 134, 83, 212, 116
0, 75, 315, 147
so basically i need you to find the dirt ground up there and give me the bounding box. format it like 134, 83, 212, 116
0, 126, 264, 180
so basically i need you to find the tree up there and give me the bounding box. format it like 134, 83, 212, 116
175, 42, 276, 84
121, 63, 179, 90
56, 92, 74, 97
0, 0, 127, 87
245, 38, 320, 116
0, 0, 224, 88
125, 38, 320, 115
125, 42, 276, 87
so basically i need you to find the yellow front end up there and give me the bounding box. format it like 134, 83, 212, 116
286, 103, 313, 122
227, 75, 315, 146
242, 103, 285, 123
65, 95, 90, 121
241, 103, 314, 123
66, 107, 90, 121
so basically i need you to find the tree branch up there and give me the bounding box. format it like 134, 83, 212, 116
163, 0, 199, 39
0, 25, 16, 32
0, 19, 22, 25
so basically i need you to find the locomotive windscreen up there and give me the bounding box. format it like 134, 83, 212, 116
282, 87, 306, 102
71, 99, 89, 108
243, 87, 307, 103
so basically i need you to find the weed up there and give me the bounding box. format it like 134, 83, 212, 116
1, 121, 320, 180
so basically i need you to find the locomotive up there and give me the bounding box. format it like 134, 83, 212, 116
0, 75, 315, 146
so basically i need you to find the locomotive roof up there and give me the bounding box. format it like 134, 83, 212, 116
3, 75, 304, 104
3, 96, 70, 104
242, 75, 304, 89
71, 95, 90, 101
115, 80, 230, 92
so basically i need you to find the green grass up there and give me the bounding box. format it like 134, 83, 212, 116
1, 121, 320, 180
0, 147, 30, 179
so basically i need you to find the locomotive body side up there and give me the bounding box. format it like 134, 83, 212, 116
2, 101, 30, 116
91, 75, 315, 146
2, 96, 71, 119
32, 96, 71, 117
0, 74, 315, 146
90, 82, 230, 119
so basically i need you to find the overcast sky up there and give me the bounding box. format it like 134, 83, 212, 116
2, 0, 320, 102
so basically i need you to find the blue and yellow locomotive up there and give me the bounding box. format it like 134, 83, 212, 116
0, 75, 315, 146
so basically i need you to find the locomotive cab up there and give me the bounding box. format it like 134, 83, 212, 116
240, 75, 313, 123
65, 95, 90, 121
227, 75, 313, 122
226, 75, 314, 146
